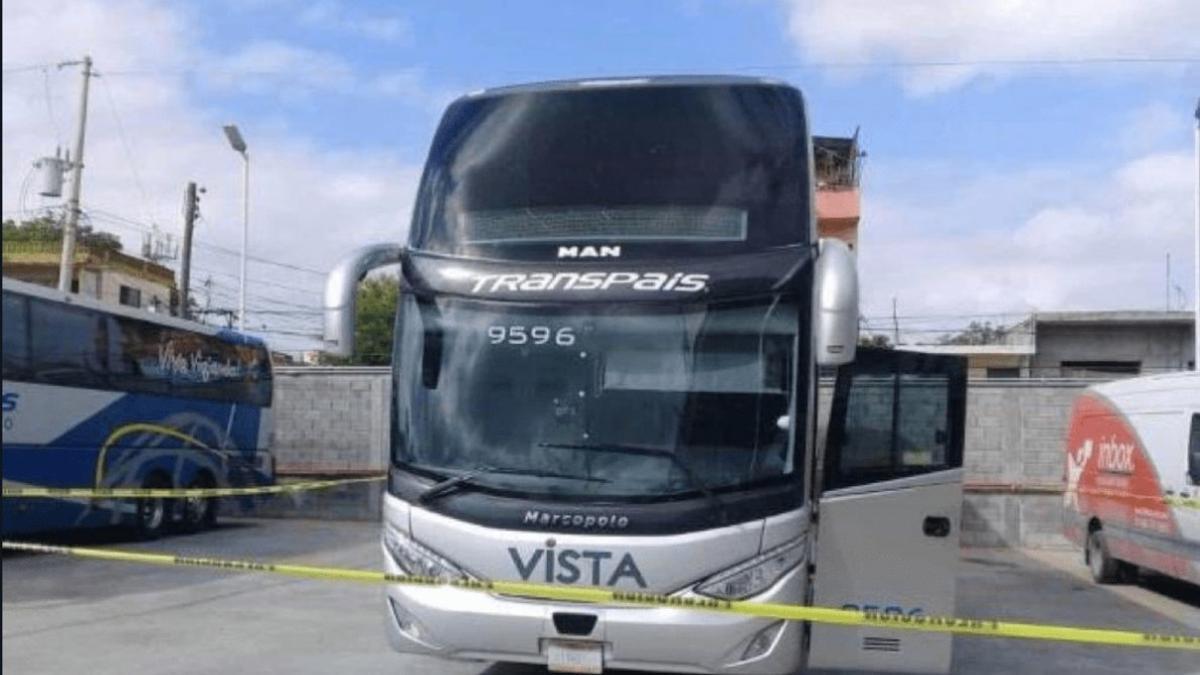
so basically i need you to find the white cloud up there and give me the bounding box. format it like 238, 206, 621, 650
859, 150, 1196, 334
2, 0, 428, 350
201, 42, 456, 111
1117, 101, 1192, 153
297, 1, 410, 43
207, 41, 357, 97
783, 0, 1200, 94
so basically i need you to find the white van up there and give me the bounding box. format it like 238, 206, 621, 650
1062, 371, 1200, 585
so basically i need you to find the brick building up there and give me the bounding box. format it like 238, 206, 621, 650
813, 134, 862, 251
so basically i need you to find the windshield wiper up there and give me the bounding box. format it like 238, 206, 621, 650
417, 465, 609, 505
536, 442, 727, 520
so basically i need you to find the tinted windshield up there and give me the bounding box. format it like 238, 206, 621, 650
410, 83, 810, 258
392, 294, 802, 500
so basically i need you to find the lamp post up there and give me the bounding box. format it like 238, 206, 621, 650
1193, 98, 1199, 370
223, 124, 249, 331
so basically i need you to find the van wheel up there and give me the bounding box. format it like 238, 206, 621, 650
134, 475, 171, 540
1086, 530, 1122, 584
180, 474, 218, 532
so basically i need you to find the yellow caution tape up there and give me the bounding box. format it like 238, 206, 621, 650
3, 540, 1197, 651
1164, 495, 1200, 509
1, 475, 386, 499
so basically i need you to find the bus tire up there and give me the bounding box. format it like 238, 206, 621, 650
181, 473, 218, 532
1086, 529, 1122, 584
134, 474, 171, 540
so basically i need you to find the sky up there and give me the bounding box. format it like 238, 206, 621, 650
2, 0, 1199, 352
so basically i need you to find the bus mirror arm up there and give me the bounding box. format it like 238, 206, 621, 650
323, 244, 405, 357
813, 238, 859, 367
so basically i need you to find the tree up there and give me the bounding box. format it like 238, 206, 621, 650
322, 275, 398, 366
858, 333, 893, 349
2, 216, 123, 253
938, 321, 1008, 346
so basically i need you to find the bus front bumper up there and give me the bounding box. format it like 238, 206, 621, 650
382, 551, 806, 674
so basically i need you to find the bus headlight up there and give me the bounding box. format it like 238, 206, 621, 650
383, 526, 467, 582
695, 538, 806, 600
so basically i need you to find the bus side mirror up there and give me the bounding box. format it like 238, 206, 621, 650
323, 244, 405, 357
813, 238, 858, 367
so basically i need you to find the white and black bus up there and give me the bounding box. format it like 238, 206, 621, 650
325, 76, 968, 674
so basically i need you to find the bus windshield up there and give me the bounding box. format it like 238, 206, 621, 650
392, 294, 802, 500
410, 82, 810, 257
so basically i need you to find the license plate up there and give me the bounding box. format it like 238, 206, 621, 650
547, 640, 604, 674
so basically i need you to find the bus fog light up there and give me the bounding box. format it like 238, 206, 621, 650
388, 597, 425, 639
383, 526, 467, 582
742, 621, 784, 660
695, 538, 806, 600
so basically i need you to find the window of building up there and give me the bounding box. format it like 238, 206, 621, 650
1059, 361, 1140, 378
986, 367, 1021, 379
119, 285, 142, 308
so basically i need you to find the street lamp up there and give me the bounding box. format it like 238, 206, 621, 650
223, 124, 249, 331
1193, 98, 1199, 370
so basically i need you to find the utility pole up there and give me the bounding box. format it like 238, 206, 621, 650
56, 55, 94, 293
892, 297, 900, 346
1166, 253, 1171, 311
179, 182, 200, 319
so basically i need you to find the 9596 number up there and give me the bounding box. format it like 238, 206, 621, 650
487, 325, 576, 346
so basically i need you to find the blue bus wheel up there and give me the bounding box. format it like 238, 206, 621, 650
133, 474, 171, 540
181, 474, 217, 531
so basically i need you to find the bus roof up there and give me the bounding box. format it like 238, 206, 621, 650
462, 74, 792, 101
1, 276, 267, 347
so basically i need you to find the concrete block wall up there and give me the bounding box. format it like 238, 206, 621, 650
959, 381, 1086, 548
268, 366, 1091, 547
270, 367, 391, 474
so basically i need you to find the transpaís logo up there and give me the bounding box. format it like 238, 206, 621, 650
470, 271, 709, 294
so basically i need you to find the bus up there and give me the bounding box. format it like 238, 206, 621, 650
324, 76, 968, 674
1063, 371, 1200, 586
2, 277, 274, 539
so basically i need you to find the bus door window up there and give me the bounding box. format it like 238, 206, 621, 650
824, 349, 965, 491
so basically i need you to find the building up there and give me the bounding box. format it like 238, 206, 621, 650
2, 240, 176, 313
920, 311, 1195, 379
813, 134, 862, 251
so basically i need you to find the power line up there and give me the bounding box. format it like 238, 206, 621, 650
97, 75, 158, 228
41, 67, 63, 145
1, 62, 58, 75
85, 208, 327, 282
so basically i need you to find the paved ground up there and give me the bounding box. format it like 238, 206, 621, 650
3, 519, 1198, 674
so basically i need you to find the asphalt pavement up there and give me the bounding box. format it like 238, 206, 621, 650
3, 518, 1198, 675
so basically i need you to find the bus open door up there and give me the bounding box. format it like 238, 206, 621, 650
808, 348, 968, 673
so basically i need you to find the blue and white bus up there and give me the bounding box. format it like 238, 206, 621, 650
2, 277, 274, 538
